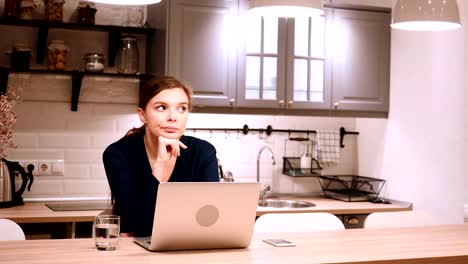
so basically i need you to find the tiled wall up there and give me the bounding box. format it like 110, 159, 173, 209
6, 74, 358, 199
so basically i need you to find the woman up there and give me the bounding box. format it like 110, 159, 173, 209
103, 76, 219, 237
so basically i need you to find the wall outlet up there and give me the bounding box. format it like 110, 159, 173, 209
21, 161, 38, 176
38, 161, 52, 175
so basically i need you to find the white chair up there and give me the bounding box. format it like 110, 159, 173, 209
364, 211, 438, 229
254, 212, 345, 234
0, 219, 26, 241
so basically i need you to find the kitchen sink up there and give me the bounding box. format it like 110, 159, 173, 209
258, 199, 316, 208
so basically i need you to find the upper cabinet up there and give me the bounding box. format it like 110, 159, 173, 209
149, 0, 391, 115
330, 9, 390, 112
148, 0, 238, 108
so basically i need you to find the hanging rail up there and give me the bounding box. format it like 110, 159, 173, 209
186, 124, 359, 148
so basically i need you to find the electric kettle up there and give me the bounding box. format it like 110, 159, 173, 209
0, 158, 34, 208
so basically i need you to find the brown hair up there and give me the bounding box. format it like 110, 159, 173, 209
124, 75, 193, 138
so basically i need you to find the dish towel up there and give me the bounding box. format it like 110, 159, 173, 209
315, 130, 341, 168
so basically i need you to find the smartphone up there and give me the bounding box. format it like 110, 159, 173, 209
262, 239, 296, 247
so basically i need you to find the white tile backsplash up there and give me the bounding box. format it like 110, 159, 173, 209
7, 78, 360, 199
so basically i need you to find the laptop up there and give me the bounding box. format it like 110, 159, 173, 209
134, 182, 260, 251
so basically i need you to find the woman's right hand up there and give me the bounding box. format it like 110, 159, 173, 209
156, 136, 187, 162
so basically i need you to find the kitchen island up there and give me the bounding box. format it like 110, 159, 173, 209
0, 224, 467, 264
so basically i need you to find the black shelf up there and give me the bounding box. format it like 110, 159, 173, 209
0, 18, 155, 34
0, 18, 156, 65
0, 67, 154, 111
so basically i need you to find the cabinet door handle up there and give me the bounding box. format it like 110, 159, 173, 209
229, 98, 236, 107
333, 102, 340, 110
278, 100, 284, 107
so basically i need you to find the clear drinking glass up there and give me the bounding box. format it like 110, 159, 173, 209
115, 36, 139, 74
93, 215, 120, 251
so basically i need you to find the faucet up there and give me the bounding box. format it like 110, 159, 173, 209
257, 146, 276, 200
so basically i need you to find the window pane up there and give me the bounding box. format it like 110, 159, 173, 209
293, 59, 308, 102
309, 60, 324, 102
263, 57, 277, 100
245, 56, 260, 99
310, 16, 325, 58
294, 17, 309, 57
263, 16, 278, 54
246, 15, 261, 53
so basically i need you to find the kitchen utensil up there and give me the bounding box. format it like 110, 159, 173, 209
0, 158, 34, 208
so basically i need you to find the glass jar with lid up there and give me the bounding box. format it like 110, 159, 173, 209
20, 0, 35, 20
47, 40, 70, 71
44, 0, 65, 22
77, 1, 97, 25
83, 52, 105, 72
115, 36, 139, 74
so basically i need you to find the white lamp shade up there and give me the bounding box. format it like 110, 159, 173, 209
249, 0, 324, 18
89, 0, 161, 5
391, 0, 461, 31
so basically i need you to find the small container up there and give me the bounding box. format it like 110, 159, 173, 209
83, 52, 105, 72
5, 43, 32, 71
47, 40, 70, 71
115, 36, 139, 74
77, 1, 97, 25
20, 0, 35, 20
43, 0, 65, 22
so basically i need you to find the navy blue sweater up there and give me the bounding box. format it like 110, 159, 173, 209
103, 134, 219, 236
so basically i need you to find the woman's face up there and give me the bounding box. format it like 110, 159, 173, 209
138, 87, 189, 140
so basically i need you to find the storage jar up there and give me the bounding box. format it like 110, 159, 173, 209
115, 36, 139, 74
83, 52, 105, 72
6, 43, 32, 71
77, 1, 97, 25
43, 0, 64, 22
47, 40, 70, 71
20, 0, 35, 20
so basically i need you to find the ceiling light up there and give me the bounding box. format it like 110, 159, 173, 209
88, 0, 161, 5
248, 0, 324, 18
391, 0, 461, 31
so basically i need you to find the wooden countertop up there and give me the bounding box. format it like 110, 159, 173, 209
0, 224, 467, 264
0, 202, 105, 223
0, 197, 411, 223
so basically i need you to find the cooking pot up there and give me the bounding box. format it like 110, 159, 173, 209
0, 158, 34, 208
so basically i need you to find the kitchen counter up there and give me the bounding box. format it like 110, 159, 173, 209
1, 224, 467, 264
0, 197, 411, 223
256, 195, 412, 216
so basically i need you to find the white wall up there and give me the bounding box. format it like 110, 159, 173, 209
357, 1, 467, 224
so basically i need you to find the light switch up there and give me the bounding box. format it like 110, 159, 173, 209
52, 160, 64, 175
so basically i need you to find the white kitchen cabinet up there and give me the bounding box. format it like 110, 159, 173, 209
330, 9, 390, 112
148, 0, 239, 107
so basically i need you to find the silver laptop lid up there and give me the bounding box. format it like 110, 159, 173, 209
146, 182, 260, 251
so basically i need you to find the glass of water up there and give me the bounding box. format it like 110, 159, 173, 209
93, 215, 120, 251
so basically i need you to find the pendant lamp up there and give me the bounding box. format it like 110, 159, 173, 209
88, 0, 161, 5
391, 0, 461, 31
248, 0, 324, 18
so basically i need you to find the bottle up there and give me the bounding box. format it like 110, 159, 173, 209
300, 143, 311, 174
115, 36, 139, 74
